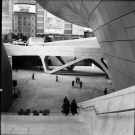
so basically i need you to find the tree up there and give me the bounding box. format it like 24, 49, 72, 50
84, 30, 95, 38
3, 34, 10, 43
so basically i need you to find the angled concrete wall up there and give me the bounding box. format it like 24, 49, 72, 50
78, 86, 135, 135
36, 0, 135, 91
1, 43, 13, 111
86, 1, 135, 91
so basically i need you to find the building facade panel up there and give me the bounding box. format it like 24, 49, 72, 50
37, 0, 135, 90
2, 0, 84, 38
2, 0, 13, 34
37, 23, 44, 27
36, 16, 44, 22
36, 29, 44, 34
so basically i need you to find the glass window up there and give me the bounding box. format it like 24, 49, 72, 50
37, 11, 44, 15
18, 21, 22, 26
18, 27, 22, 32
37, 17, 44, 22
64, 30, 72, 34
14, 0, 35, 4
37, 29, 44, 33
23, 17, 26, 26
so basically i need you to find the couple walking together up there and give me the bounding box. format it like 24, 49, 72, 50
62, 97, 79, 116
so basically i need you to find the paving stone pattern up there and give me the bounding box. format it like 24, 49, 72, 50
9, 67, 112, 113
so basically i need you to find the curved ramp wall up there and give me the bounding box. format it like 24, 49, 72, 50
36, 0, 135, 91
86, 1, 135, 91
1, 43, 13, 111
78, 86, 135, 135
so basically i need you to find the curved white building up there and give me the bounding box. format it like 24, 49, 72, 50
36, 0, 135, 91
1, 1, 135, 134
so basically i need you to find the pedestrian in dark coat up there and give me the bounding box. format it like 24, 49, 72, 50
62, 97, 70, 114
56, 75, 58, 82
104, 88, 107, 95
62, 100, 70, 116
63, 96, 69, 103
72, 80, 75, 87
32, 73, 34, 80
71, 99, 79, 115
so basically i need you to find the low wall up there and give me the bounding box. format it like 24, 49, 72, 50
78, 86, 135, 135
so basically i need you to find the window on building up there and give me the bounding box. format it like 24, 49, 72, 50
14, 0, 35, 4
37, 29, 44, 34
64, 30, 72, 34
23, 17, 26, 26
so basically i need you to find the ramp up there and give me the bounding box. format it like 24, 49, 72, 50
49, 58, 85, 74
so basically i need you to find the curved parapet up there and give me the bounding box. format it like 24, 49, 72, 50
4, 38, 102, 58
35, 0, 135, 90
78, 86, 135, 135
4, 38, 109, 75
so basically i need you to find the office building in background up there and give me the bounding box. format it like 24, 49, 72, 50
2, 0, 84, 38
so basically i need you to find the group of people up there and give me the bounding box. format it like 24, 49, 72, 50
61, 97, 79, 116
72, 77, 82, 88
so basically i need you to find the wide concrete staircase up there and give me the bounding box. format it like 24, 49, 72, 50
1, 86, 135, 135
1, 113, 90, 135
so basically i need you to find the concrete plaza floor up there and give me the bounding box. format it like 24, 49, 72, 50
2, 66, 112, 135
8, 66, 112, 113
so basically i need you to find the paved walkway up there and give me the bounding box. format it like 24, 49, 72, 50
2, 66, 112, 135
8, 66, 112, 113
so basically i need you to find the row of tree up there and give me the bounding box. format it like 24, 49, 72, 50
84, 30, 95, 38
2, 30, 95, 43
2, 33, 27, 43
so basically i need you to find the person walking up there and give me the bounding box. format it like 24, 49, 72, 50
104, 88, 107, 95
62, 97, 70, 116
56, 75, 58, 82
32, 73, 34, 80
72, 80, 75, 87
63, 96, 69, 104
71, 99, 79, 115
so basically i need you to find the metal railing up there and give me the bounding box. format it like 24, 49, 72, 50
108, 88, 115, 94
79, 105, 135, 115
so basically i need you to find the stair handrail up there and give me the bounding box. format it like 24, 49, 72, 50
79, 105, 135, 115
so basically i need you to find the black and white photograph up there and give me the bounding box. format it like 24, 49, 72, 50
1, 0, 135, 135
